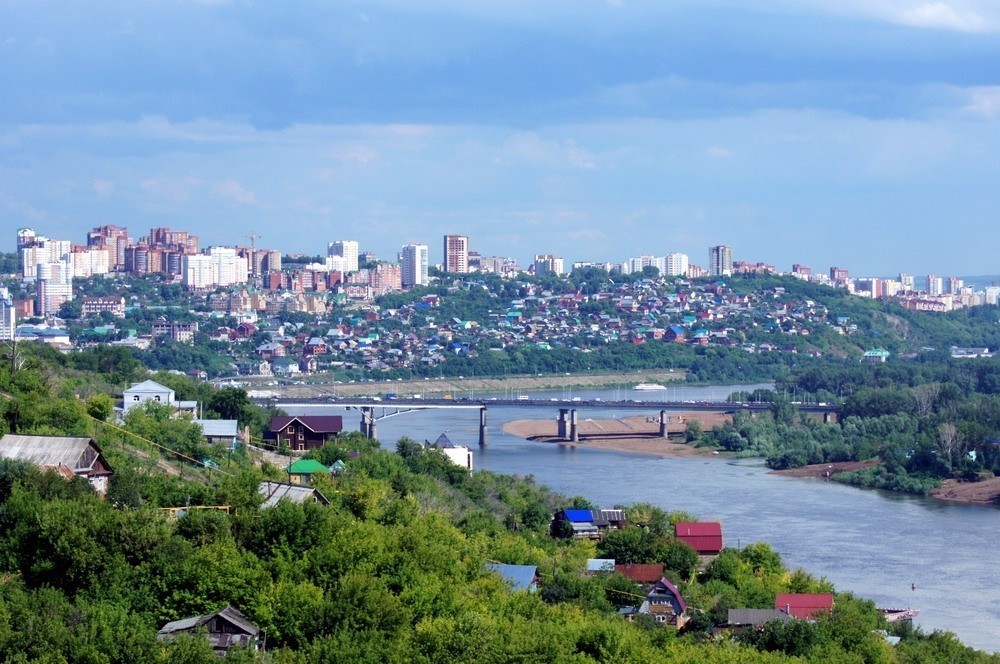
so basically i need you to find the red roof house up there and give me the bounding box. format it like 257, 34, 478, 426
774, 593, 834, 620
674, 521, 723, 555
615, 563, 665, 585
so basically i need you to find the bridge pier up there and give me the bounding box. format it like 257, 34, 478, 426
557, 409, 569, 439
823, 411, 836, 424
659, 410, 668, 438
479, 407, 488, 447
360, 407, 377, 439
570, 409, 579, 442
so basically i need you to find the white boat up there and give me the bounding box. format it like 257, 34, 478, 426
633, 383, 667, 391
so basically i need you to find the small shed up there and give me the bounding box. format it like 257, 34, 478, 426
258, 481, 329, 508
486, 563, 539, 592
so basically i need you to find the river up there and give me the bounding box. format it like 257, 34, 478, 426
289, 383, 1000, 652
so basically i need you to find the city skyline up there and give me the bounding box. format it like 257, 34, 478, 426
2, 2, 1000, 275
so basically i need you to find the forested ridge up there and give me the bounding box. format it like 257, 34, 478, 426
0, 345, 996, 661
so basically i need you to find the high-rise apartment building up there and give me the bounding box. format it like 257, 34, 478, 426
400, 244, 429, 288
533, 254, 565, 276
0, 286, 15, 341
328, 240, 360, 273
36, 262, 73, 317
87, 225, 130, 271
665, 252, 689, 277
708, 245, 733, 277
20, 234, 71, 282
830, 266, 850, 282
443, 235, 469, 274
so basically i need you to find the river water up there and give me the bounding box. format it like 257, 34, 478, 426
290, 383, 1000, 652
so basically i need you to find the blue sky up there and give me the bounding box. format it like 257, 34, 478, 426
2, 0, 999, 276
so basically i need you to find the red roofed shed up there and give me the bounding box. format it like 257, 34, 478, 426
774, 593, 834, 620
674, 521, 723, 554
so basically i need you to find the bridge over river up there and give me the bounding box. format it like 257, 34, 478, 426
255, 395, 837, 445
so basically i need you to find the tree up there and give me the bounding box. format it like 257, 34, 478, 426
86, 394, 115, 421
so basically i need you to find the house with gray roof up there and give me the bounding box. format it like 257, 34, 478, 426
0, 434, 114, 496
122, 379, 198, 415
193, 419, 239, 447
258, 480, 329, 508
157, 605, 261, 654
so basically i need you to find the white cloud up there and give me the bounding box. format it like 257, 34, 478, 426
214, 179, 256, 205
92, 180, 115, 197
788, 0, 999, 33
706, 146, 733, 158
963, 86, 1000, 119
498, 132, 597, 170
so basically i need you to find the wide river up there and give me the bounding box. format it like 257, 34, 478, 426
291, 383, 1000, 652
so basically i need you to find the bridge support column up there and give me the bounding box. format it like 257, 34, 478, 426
479, 407, 488, 447
659, 410, 668, 438
557, 409, 569, 439
360, 407, 376, 439
570, 409, 579, 443
823, 411, 835, 424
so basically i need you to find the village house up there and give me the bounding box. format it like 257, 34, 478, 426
265, 415, 343, 451
258, 480, 330, 508
122, 379, 199, 416
775, 593, 835, 620
674, 521, 724, 555
157, 605, 261, 655
0, 434, 114, 496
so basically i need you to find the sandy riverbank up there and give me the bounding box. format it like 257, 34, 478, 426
771, 461, 1000, 505
501, 413, 732, 458
503, 416, 1000, 505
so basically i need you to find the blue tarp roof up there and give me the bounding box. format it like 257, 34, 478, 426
486, 563, 537, 592
563, 509, 595, 522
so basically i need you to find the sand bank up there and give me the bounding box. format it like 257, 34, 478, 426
501, 413, 731, 458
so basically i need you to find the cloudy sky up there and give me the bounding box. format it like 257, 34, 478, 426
2, 0, 999, 276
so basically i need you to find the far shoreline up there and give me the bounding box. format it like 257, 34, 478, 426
501, 416, 1000, 506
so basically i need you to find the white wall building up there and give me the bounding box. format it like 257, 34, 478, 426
328, 240, 359, 273
71, 246, 111, 278
182, 254, 216, 290
665, 252, 689, 277
0, 286, 16, 341
209, 247, 249, 287
36, 262, 73, 317
400, 244, 429, 287
21, 236, 71, 281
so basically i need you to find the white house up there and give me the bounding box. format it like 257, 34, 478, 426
122, 379, 198, 415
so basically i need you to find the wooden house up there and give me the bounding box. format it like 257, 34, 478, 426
266, 415, 343, 451
674, 521, 724, 555
0, 434, 114, 496
157, 605, 261, 654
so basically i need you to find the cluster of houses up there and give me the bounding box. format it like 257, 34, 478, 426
22, 274, 890, 381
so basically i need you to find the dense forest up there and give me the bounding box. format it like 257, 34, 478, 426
0, 343, 995, 661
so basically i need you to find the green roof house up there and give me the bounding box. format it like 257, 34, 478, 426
286, 459, 331, 486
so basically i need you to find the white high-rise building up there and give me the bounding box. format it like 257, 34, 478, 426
708, 245, 733, 277
20, 236, 72, 281
400, 244, 429, 288
36, 262, 73, 316
533, 254, 565, 276
0, 286, 16, 340
182, 254, 216, 290
328, 240, 360, 273
71, 246, 111, 278
208, 247, 249, 287
666, 252, 689, 277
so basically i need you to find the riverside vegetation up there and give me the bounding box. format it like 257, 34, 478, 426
0, 345, 997, 661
